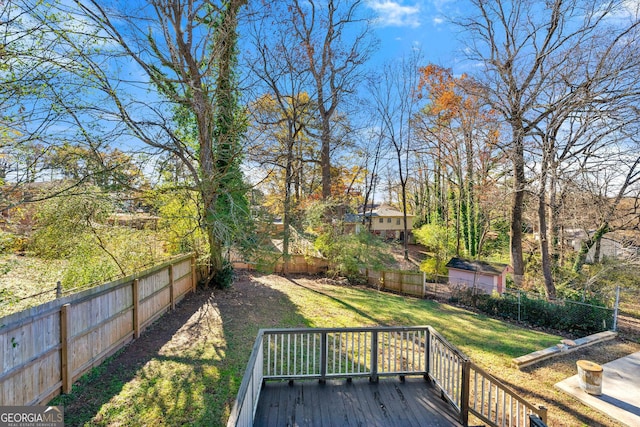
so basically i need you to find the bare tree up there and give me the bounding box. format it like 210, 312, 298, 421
244, 3, 317, 273
570, 122, 640, 272
369, 53, 422, 260
288, 0, 376, 199
459, 0, 640, 291
1, 0, 120, 208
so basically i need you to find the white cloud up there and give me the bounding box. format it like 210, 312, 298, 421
621, 0, 640, 16
432, 16, 444, 25
368, 1, 421, 28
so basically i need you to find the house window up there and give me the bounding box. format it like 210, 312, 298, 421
387, 218, 392, 223
379, 218, 384, 223
396, 218, 401, 225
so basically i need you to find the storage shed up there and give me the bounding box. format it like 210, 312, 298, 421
445, 257, 511, 294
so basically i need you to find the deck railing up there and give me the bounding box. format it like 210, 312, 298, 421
227, 326, 547, 427
226, 333, 264, 427
468, 362, 547, 427
263, 326, 431, 381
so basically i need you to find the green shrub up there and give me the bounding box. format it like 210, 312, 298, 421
314, 231, 394, 278
0, 231, 24, 254
153, 189, 208, 256
451, 288, 613, 334
420, 257, 449, 277
211, 260, 234, 289
28, 187, 170, 290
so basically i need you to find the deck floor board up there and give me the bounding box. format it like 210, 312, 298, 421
253, 377, 463, 426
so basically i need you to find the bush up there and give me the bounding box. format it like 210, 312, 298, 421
0, 231, 26, 254
420, 257, 448, 277
451, 287, 613, 334
27, 187, 170, 290
211, 260, 234, 289
413, 223, 455, 274
314, 231, 394, 278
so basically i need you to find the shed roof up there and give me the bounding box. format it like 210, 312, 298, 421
445, 257, 509, 276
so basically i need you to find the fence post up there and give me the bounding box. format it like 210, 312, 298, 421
422, 272, 426, 298
60, 303, 72, 393
56, 281, 62, 299
613, 286, 620, 331
460, 359, 471, 426
169, 264, 175, 311
191, 255, 197, 293
518, 291, 521, 322
132, 279, 140, 339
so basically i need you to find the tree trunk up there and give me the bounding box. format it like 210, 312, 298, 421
510, 127, 526, 286
282, 143, 293, 275
548, 162, 560, 270
573, 223, 609, 272
321, 121, 332, 199
465, 134, 478, 257
537, 136, 556, 299
593, 238, 602, 263
538, 185, 555, 299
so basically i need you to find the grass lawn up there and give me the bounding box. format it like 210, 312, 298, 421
52, 272, 639, 426
0, 254, 67, 316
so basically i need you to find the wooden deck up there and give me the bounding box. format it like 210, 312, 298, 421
253, 376, 463, 426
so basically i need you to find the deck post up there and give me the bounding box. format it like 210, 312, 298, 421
424, 327, 431, 381
460, 359, 471, 426
370, 331, 379, 383
320, 331, 327, 383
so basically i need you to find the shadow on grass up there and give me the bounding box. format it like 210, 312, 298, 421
286, 277, 390, 326
285, 276, 560, 359
50, 270, 310, 427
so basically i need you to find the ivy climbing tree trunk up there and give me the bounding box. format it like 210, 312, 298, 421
63, 0, 251, 286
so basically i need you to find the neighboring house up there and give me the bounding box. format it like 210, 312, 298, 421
564, 229, 640, 263
445, 257, 511, 294
345, 203, 415, 241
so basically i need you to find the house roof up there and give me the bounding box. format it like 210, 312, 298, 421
445, 257, 509, 276
344, 213, 360, 223
360, 204, 414, 218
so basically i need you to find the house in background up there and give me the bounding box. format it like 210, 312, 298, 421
344, 203, 415, 242
445, 257, 511, 294
563, 229, 640, 263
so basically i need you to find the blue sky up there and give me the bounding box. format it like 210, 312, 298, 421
366, 0, 465, 70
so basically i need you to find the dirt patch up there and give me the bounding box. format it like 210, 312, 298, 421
54, 286, 216, 424
54, 270, 323, 426
388, 243, 427, 270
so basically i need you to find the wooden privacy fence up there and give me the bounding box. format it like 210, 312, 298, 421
0, 253, 198, 406
360, 268, 427, 297
232, 254, 329, 275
